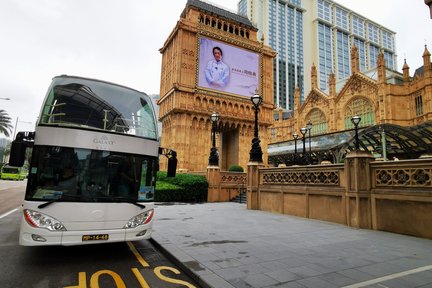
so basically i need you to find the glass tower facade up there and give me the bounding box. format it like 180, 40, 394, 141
315, 0, 396, 91
239, 0, 304, 110
238, 0, 396, 103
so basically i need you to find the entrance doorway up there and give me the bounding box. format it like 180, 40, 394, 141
221, 128, 239, 171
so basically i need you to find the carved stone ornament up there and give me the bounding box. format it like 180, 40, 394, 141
350, 78, 362, 94
310, 93, 320, 105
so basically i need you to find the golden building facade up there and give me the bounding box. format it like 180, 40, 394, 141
158, 0, 276, 172
271, 45, 432, 145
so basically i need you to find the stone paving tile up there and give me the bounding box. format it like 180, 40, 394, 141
237, 263, 271, 274
229, 278, 256, 288
296, 276, 339, 288
258, 260, 291, 271
265, 269, 300, 282
288, 265, 329, 277
337, 268, 376, 282
263, 282, 307, 288
212, 258, 244, 269
199, 273, 235, 288
212, 267, 247, 280
316, 272, 358, 286
357, 261, 409, 276
235, 255, 264, 265
380, 277, 421, 288
151, 203, 432, 288
243, 273, 280, 288
403, 270, 432, 286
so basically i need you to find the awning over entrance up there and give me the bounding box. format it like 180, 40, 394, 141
268, 121, 432, 165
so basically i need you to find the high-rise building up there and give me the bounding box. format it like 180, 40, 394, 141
239, 0, 304, 110
238, 0, 397, 108
302, 0, 397, 92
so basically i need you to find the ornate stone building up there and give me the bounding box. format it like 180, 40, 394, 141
158, 0, 276, 172
270, 45, 432, 163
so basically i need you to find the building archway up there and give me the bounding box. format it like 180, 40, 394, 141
306, 108, 328, 136
344, 97, 375, 129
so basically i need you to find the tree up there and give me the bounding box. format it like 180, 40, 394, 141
1, 143, 10, 164
0, 109, 13, 137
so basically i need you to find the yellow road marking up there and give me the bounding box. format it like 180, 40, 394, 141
90, 270, 125, 288
127, 241, 150, 268
154, 266, 197, 288
131, 268, 151, 288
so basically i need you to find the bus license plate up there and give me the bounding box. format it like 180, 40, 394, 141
82, 234, 109, 241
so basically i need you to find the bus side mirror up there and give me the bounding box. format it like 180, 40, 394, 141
9, 131, 35, 167
9, 141, 26, 167
167, 157, 177, 177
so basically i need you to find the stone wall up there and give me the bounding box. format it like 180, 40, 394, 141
248, 152, 432, 239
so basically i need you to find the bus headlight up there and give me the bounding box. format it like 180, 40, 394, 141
124, 209, 154, 229
24, 209, 67, 231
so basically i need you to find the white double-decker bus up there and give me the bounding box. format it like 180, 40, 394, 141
10, 75, 176, 246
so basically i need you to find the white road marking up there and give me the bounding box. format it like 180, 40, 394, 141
0, 208, 19, 220
342, 265, 432, 288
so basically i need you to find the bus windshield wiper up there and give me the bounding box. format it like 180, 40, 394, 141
38, 194, 82, 209
97, 196, 146, 209
114, 196, 146, 209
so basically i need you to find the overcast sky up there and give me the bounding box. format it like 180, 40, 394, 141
0, 0, 431, 139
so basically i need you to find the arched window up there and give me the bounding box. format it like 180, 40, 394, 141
307, 109, 328, 135
344, 98, 375, 128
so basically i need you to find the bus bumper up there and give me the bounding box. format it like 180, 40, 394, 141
19, 223, 153, 246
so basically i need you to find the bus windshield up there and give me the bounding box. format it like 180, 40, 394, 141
2, 166, 20, 174
26, 145, 157, 203
39, 76, 157, 139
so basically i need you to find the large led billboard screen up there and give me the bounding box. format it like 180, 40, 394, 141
197, 36, 259, 97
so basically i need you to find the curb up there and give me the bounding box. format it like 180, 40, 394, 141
149, 237, 214, 288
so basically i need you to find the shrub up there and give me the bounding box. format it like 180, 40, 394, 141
228, 164, 244, 172
155, 171, 208, 202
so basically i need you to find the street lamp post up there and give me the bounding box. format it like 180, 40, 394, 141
351, 115, 361, 150
208, 112, 220, 166
306, 120, 312, 164
300, 127, 307, 165
12, 117, 33, 140
249, 94, 263, 162
293, 133, 298, 164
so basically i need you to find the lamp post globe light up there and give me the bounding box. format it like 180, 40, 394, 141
208, 112, 219, 166
293, 133, 298, 164
306, 119, 312, 164
300, 127, 307, 165
249, 94, 263, 162
351, 115, 361, 150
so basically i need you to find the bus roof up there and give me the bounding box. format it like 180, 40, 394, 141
52, 75, 148, 96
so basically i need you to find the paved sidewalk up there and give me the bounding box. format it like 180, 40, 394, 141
150, 202, 432, 288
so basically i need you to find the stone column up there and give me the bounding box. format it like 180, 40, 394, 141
247, 162, 264, 210
344, 151, 375, 228
206, 166, 221, 202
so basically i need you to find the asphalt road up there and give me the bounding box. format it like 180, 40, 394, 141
0, 180, 200, 288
